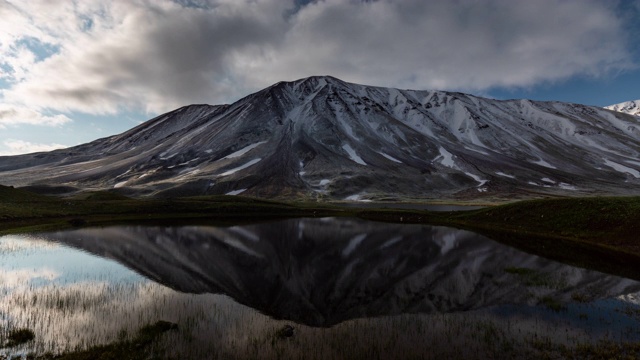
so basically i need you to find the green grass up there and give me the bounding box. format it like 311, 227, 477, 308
449, 196, 640, 243
69, 191, 132, 201
357, 196, 640, 246
0, 185, 53, 202
0, 185, 354, 234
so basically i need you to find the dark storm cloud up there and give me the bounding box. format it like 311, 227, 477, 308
3, 0, 634, 115
106, 4, 287, 106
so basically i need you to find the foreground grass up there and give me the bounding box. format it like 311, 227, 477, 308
4, 315, 640, 360
0, 321, 177, 359
2, 185, 640, 279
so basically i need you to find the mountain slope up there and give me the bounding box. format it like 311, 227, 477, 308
606, 100, 640, 117
1, 76, 640, 201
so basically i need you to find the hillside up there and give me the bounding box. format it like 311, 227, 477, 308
1, 76, 639, 201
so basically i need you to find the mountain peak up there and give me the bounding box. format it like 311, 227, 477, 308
291, 75, 345, 85
267, 75, 349, 94
605, 100, 640, 116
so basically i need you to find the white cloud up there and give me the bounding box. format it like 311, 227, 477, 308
0, 139, 67, 155
0, 104, 72, 128
0, 0, 635, 116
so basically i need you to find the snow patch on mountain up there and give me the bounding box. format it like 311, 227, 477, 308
436, 147, 457, 169
531, 158, 556, 169
466, 173, 488, 187
606, 100, 640, 117
226, 189, 247, 195
379, 152, 402, 163
342, 144, 367, 166
223, 141, 267, 159
220, 158, 262, 176
558, 183, 577, 190
603, 159, 640, 178
178, 158, 199, 167
159, 152, 177, 160
496, 172, 515, 179
344, 194, 371, 202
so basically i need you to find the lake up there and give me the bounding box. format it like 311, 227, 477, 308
330, 202, 486, 211
1, 218, 640, 359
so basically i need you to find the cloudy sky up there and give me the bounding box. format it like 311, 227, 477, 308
1, 0, 639, 155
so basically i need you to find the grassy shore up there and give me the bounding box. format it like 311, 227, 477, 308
0, 185, 351, 234
358, 197, 640, 280
2, 185, 640, 279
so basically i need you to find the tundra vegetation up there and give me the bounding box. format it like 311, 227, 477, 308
1, 281, 640, 359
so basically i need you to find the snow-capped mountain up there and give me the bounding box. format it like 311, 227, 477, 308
1, 76, 640, 201
40, 219, 640, 327
606, 100, 640, 117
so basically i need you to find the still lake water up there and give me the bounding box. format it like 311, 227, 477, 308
1, 218, 640, 359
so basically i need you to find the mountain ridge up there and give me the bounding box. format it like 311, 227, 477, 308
1, 76, 639, 201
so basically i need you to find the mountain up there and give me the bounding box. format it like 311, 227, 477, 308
39, 219, 640, 327
1, 76, 640, 201
606, 100, 640, 117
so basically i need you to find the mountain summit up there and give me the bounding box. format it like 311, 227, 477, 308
1, 76, 639, 201
606, 100, 640, 117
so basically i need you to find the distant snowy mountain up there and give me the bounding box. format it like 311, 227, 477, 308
1, 76, 640, 201
606, 100, 640, 117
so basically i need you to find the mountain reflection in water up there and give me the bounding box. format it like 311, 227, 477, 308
40, 218, 640, 327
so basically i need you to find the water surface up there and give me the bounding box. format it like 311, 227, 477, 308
1, 218, 639, 358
